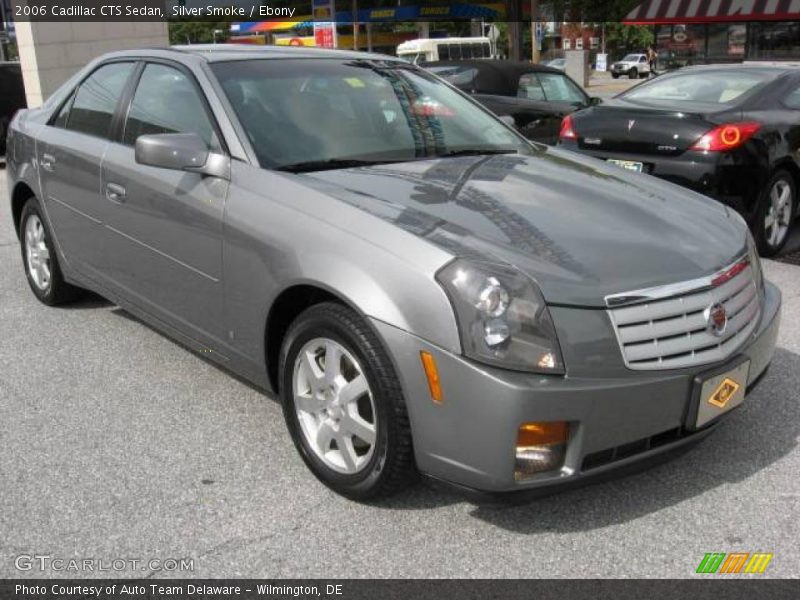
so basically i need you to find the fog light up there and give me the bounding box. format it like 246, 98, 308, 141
514, 422, 569, 481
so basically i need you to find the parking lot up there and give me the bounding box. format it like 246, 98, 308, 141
1, 167, 799, 578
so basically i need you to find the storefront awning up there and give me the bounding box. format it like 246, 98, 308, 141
624, 0, 800, 24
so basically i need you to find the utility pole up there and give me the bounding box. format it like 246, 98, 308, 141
0, 0, 7, 62
531, 0, 540, 64
352, 0, 359, 50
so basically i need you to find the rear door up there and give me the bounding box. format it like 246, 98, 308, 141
99, 60, 229, 344
36, 61, 136, 275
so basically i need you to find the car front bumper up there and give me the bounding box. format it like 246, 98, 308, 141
371, 280, 781, 495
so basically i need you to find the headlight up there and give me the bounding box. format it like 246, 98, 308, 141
746, 232, 764, 294
436, 259, 565, 374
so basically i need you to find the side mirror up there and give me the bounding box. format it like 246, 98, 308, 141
499, 115, 516, 128
589, 96, 602, 106
135, 133, 229, 179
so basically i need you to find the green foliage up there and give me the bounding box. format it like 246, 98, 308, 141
168, 21, 232, 45
602, 23, 654, 56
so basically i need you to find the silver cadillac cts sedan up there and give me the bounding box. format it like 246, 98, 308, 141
6, 46, 781, 500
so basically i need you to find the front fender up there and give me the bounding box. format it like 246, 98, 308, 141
222, 164, 462, 378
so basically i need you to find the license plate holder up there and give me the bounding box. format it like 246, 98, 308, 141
687, 357, 750, 431
606, 159, 644, 173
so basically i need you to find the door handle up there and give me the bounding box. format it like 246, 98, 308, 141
105, 182, 127, 204
40, 153, 56, 172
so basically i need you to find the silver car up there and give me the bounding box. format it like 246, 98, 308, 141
6, 46, 781, 500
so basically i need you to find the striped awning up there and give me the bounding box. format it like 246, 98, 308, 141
624, 0, 800, 24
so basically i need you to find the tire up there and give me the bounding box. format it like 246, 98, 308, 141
611, 73, 619, 79
278, 302, 415, 500
19, 197, 82, 305
754, 170, 796, 257
629, 68, 638, 80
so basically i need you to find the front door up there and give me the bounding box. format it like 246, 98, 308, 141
100, 62, 229, 345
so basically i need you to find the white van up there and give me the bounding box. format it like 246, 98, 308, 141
396, 37, 496, 64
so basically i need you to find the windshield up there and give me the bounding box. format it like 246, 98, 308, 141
622, 70, 771, 105
621, 54, 641, 62
211, 59, 529, 171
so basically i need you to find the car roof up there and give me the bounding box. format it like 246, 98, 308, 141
89, 44, 402, 67
426, 59, 565, 95
678, 62, 799, 74
429, 59, 562, 75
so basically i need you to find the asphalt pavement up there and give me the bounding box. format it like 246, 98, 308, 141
1, 168, 799, 578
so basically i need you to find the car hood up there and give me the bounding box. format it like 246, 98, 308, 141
302, 149, 747, 307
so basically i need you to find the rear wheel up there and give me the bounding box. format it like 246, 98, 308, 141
629, 68, 638, 79
755, 170, 796, 257
19, 197, 82, 305
279, 302, 415, 500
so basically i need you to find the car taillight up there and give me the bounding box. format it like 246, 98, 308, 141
689, 122, 761, 152
559, 114, 577, 140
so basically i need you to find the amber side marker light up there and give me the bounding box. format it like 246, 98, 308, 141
515, 421, 569, 481
420, 351, 443, 404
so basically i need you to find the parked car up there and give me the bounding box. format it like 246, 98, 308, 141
0, 62, 27, 158
426, 59, 596, 145
610, 53, 651, 79
559, 64, 800, 255
7, 46, 780, 500
545, 58, 566, 71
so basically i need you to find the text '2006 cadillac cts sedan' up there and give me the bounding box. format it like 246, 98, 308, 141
6, 46, 781, 500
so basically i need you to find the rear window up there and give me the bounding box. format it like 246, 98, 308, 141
427, 65, 478, 89
622, 70, 770, 105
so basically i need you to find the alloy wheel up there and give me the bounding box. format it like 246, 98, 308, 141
24, 214, 51, 291
764, 179, 792, 250
293, 337, 377, 475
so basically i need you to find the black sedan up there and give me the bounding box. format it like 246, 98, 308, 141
426, 59, 597, 145
1, 62, 27, 158
559, 64, 800, 256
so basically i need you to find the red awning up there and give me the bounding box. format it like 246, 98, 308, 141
624, 0, 800, 24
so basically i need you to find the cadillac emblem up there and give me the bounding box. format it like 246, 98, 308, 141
706, 303, 728, 337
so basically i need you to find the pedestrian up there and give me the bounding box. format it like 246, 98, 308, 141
647, 45, 657, 76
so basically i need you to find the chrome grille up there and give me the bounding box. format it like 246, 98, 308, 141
607, 259, 761, 370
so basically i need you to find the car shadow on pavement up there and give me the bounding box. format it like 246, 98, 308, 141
469, 347, 800, 532
60, 290, 112, 309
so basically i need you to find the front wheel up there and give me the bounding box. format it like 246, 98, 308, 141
19, 197, 82, 305
629, 68, 638, 79
754, 170, 796, 257
611, 73, 620, 79
279, 302, 415, 500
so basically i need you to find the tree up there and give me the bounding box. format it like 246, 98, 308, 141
601, 23, 654, 56
168, 20, 232, 45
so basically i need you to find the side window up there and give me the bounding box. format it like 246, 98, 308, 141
537, 73, 587, 103
518, 73, 546, 101
123, 63, 219, 149
64, 62, 134, 138
785, 86, 800, 109
640, 56, 647, 63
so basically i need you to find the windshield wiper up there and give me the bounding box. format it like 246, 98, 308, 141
434, 149, 519, 159
275, 158, 400, 173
